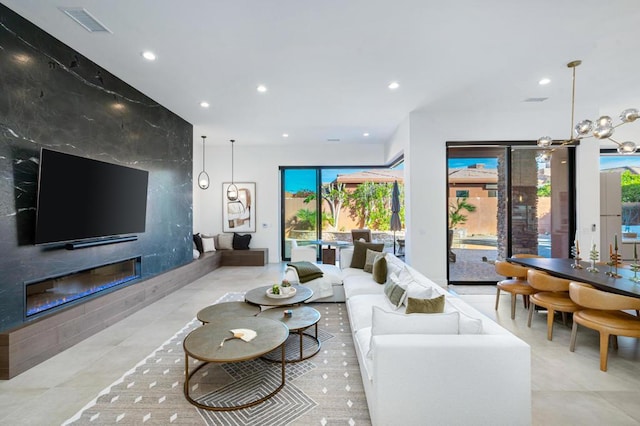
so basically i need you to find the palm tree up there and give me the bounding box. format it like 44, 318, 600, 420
448, 197, 476, 262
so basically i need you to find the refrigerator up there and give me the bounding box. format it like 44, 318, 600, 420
600, 172, 626, 259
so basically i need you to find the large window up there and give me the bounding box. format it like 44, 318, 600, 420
280, 165, 404, 261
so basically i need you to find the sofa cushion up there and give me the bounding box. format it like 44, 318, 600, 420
372, 255, 387, 284
368, 307, 460, 358
405, 295, 445, 314
459, 311, 484, 334
354, 327, 374, 381
347, 294, 392, 331
383, 276, 407, 309
350, 241, 384, 269
217, 233, 234, 250
343, 274, 385, 299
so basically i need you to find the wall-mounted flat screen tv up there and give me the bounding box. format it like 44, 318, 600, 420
35, 148, 149, 245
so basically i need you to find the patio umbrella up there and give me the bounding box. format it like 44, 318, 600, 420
390, 180, 402, 254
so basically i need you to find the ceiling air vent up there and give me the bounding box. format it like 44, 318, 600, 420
327, 138, 341, 142
59, 7, 112, 33
524, 97, 548, 103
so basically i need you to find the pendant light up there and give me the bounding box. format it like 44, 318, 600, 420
197, 135, 210, 189
227, 139, 239, 201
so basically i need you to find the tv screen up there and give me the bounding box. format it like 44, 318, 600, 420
35, 149, 149, 245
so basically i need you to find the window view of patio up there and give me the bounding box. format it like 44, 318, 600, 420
448, 145, 573, 284
281, 165, 405, 261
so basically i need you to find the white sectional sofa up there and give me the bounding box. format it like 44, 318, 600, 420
286, 247, 531, 425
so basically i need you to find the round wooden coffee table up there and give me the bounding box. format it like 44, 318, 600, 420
197, 301, 260, 324
245, 285, 313, 307
258, 306, 322, 362
183, 316, 288, 411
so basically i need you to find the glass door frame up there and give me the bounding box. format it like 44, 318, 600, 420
446, 141, 576, 284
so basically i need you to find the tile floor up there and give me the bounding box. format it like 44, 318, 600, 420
1, 266, 639, 425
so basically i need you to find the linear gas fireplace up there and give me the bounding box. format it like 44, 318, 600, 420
25, 257, 142, 318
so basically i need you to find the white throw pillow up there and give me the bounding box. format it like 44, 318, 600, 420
397, 266, 414, 289
459, 311, 484, 334
403, 283, 433, 307
364, 249, 384, 273
192, 248, 200, 259
217, 233, 233, 250
201, 235, 216, 252
368, 307, 460, 358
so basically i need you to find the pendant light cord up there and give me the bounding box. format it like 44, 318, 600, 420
230, 139, 235, 184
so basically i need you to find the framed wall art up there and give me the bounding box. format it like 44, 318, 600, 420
222, 182, 256, 232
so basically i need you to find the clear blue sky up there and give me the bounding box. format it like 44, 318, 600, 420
600, 155, 640, 170
448, 158, 498, 169
284, 164, 404, 193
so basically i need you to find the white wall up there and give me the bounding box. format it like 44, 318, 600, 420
193, 139, 386, 262
403, 103, 602, 286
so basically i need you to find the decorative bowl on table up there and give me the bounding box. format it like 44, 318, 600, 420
266, 286, 297, 299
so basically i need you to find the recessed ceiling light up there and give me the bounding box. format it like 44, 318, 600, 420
257, 84, 267, 93
363, 132, 370, 137
538, 78, 551, 85
388, 81, 399, 90
141, 51, 156, 61
282, 133, 289, 138
200, 101, 210, 108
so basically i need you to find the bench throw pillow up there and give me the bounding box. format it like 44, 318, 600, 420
201, 235, 216, 252
232, 233, 252, 250
193, 233, 204, 253
405, 295, 445, 314
350, 240, 384, 269
217, 233, 234, 250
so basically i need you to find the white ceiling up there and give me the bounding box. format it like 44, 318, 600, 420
4, 0, 640, 146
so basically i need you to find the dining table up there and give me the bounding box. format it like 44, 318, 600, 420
508, 257, 640, 299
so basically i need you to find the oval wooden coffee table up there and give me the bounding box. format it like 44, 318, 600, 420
258, 305, 322, 362
245, 284, 313, 307
196, 301, 260, 324
183, 316, 288, 411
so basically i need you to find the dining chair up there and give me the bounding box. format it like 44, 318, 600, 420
351, 229, 372, 243
527, 270, 581, 340
569, 281, 640, 371
494, 260, 539, 320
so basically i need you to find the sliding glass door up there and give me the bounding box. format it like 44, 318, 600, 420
447, 144, 574, 284
280, 165, 405, 261
282, 168, 320, 260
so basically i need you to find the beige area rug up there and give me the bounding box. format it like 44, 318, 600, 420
64, 293, 370, 425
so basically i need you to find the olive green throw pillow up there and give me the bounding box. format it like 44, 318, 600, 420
384, 278, 407, 309
372, 255, 387, 284
405, 295, 446, 314
350, 240, 384, 269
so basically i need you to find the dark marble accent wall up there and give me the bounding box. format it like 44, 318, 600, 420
0, 5, 193, 332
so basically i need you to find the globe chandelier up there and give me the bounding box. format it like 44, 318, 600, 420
537, 60, 639, 154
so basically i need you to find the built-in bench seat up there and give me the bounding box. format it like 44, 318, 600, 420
199, 248, 268, 267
